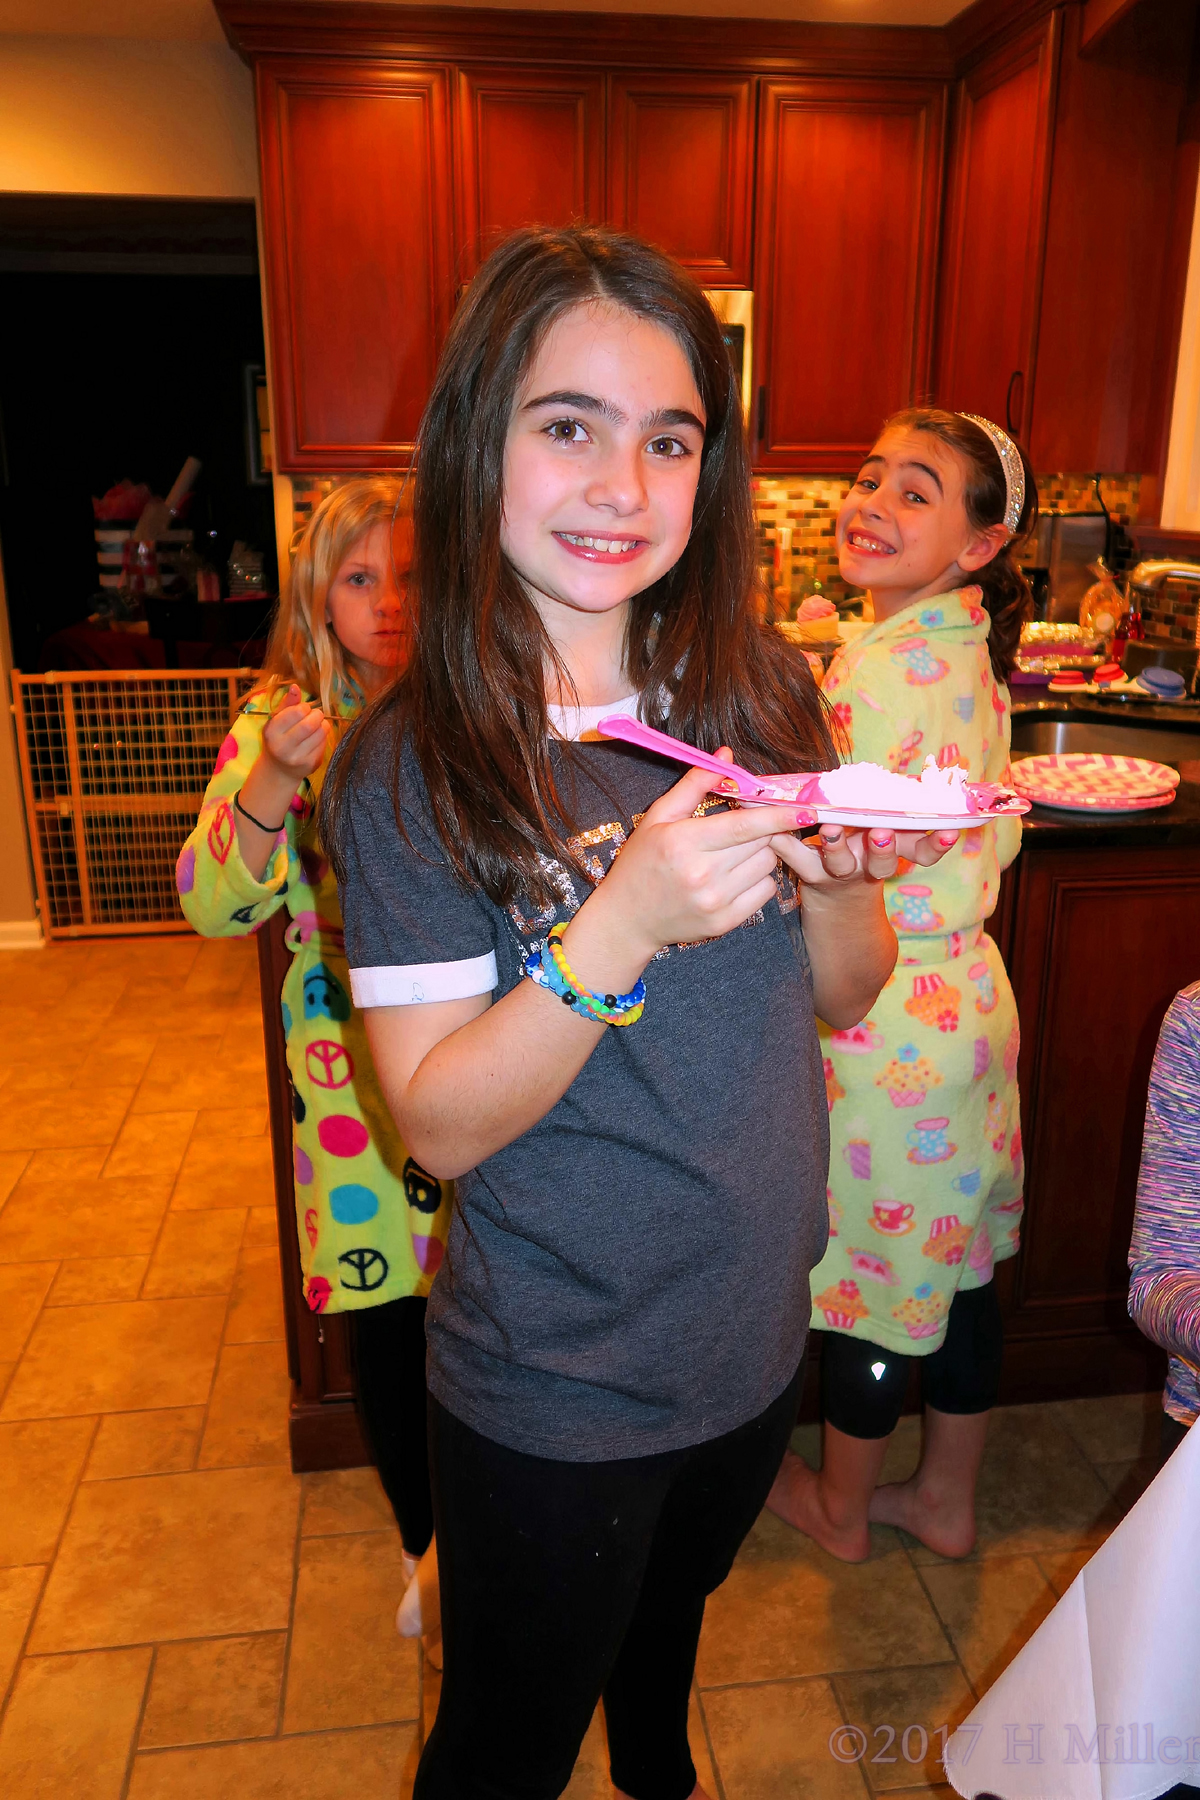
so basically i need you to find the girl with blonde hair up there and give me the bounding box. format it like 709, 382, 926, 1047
178, 477, 450, 1650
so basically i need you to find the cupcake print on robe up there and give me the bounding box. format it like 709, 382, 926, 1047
904, 972, 961, 1033
875, 1042, 943, 1108
921, 1214, 973, 1265
893, 1282, 950, 1340
816, 1277, 870, 1330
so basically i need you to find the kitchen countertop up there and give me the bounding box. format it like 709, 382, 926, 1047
1009, 695, 1200, 848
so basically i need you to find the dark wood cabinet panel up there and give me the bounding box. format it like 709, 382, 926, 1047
607, 75, 754, 285
256, 60, 454, 472
1002, 847, 1200, 1375
1027, 0, 1197, 472
752, 79, 946, 473
456, 67, 605, 279
934, 15, 1059, 436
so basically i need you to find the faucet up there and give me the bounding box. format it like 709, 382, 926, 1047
1126, 561, 1200, 647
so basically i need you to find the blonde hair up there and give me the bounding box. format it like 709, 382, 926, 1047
260, 477, 411, 715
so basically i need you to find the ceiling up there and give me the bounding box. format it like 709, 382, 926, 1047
0, 0, 972, 40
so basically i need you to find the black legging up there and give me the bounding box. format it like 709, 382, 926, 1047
352, 1294, 434, 1554
414, 1362, 805, 1800
821, 1282, 1003, 1441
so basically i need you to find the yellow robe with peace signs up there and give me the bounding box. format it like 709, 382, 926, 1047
808, 590, 1024, 1357
177, 689, 452, 1315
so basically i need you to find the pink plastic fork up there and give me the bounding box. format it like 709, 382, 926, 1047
597, 715, 822, 805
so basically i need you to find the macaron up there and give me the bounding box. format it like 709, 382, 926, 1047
1133, 666, 1187, 700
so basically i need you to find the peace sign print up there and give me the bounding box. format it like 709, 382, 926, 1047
338, 1247, 388, 1292
306, 1039, 354, 1090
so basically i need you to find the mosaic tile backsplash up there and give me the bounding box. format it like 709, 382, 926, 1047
290, 471, 1163, 620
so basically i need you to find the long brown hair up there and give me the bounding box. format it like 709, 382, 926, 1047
883, 408, 1036, 683
260, 477, 411, 715
324, 226, 833, 908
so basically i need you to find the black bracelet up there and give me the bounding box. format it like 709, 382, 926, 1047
234, 788, 288, 834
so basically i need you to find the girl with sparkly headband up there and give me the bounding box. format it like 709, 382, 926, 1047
768, 406, 1034, 1564
319, 228, 959, 1800
177, 479, 451, 1656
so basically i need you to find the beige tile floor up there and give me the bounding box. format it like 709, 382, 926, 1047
0, 935, 1165, 1800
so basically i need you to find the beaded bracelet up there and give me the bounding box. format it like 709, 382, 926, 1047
523, 921, 646, 1026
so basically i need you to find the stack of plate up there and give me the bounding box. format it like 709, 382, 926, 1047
1011, 752, 1181, 813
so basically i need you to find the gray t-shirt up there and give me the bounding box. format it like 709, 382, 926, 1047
337, 731, 829, 1461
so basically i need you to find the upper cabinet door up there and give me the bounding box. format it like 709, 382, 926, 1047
934, 16, 1060, 439
257, 62, 454, 472
753, 79, 946, 473
608, 76, 755, 286
456, 68, 605, 278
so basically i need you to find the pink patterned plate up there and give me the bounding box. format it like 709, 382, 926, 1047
1011, 752, 1180, 812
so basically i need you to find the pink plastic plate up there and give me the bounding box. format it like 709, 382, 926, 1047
1011, 752, 1180, 812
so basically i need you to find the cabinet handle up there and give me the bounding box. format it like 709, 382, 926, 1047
1005, 370, 1024, 436
756, 385, 768, 445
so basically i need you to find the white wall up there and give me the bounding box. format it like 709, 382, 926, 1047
0, 35, 257, 197
1161, 174, 1200, 531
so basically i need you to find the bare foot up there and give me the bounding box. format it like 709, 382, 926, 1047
765, 1449, 871, 1562
868, 1478, 976, 1558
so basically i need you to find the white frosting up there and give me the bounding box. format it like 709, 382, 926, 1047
818, 756, 974, 816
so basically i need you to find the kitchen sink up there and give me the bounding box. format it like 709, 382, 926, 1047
1010, 710, 1200, 766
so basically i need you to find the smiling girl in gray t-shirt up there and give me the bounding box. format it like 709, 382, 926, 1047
323, 225, 958, 1800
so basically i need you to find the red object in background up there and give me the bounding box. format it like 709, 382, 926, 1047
608, 74, 755, 287
455, 66, 604, 280
256, 60, 455, 471
935, 13, 1058, 438
38, 625, 267, 672
753, 76, 945, 473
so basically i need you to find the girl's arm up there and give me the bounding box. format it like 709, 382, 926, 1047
177, 686, 329, 939
360, 765, 950, 1178
773, 821, 958, 1028
1128, 990, 1200, 1369
363, 764, 803, 1178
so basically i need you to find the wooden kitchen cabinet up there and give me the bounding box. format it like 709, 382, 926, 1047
1026, 0, 1197, 472
607, 75, 755, 286
752, 78, 945, 474
455, 67, 605, 280
256, 59, 455, 472
934, 0, 1197, 481
995, 842, 1200, 1403
933, 13, 1059, 437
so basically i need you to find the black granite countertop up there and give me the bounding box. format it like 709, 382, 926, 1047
1009, 695, 1200, 848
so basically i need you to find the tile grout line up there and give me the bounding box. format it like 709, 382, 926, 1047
120, 1644, 157, 1800
0, 1411, 104, 1730
0, 1150, 33, 1221
693, 1684, 728, 1800
274, 1456, 308, 1738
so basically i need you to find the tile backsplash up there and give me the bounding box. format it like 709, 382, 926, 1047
289, 470, 1148, 617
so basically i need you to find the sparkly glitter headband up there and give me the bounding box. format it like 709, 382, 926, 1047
958, 414, 1026, 537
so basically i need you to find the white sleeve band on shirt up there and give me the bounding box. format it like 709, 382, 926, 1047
349, 951, 498, 1008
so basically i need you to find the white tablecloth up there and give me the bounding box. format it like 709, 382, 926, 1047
945, 1418, 1199, 1800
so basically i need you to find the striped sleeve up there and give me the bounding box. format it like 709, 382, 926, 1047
1128, 984, 1200, 1417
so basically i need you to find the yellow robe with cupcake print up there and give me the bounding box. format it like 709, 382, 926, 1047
809, 588, 1024, 1356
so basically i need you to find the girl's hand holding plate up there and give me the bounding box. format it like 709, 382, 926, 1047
772, 820, 960, 889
